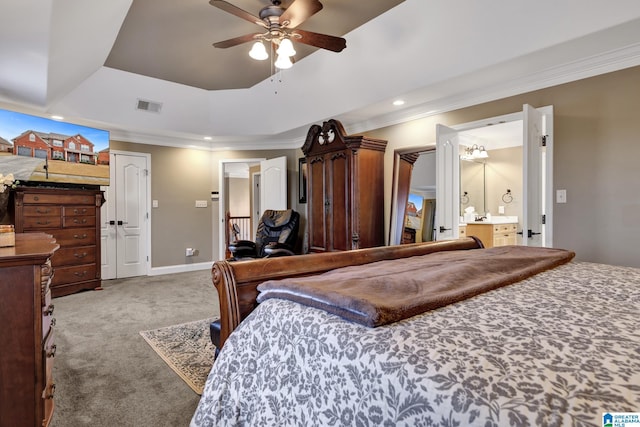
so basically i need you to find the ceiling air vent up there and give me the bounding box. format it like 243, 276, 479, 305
136, 99, 162, 113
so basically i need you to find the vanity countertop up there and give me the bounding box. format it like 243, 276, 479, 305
460, 216, 518, 225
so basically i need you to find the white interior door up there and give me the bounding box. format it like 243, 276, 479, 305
100, 182, 116, 279
101, 152, 149, 279
522, 104, 549, 247
260, 156, 287, 212
251, 171, 260, 238
435, 124, 460, 240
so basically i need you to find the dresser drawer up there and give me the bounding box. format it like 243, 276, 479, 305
48, 228, 96, 247
51, 264, 97, 285
63, 206, 94, 216
62, 215, 96, 228
24, 192, 96, 205
53, 245, 97, 266
23, 216, 62, 229
23, 205, 62, 217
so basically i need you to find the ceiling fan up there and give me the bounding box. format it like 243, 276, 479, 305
209, 0, 347, 68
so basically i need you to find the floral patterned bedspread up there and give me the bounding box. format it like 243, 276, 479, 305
191, 262, 640, 427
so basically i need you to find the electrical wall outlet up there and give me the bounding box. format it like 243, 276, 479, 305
185, 248, 195, 256
195, 200, 208, 208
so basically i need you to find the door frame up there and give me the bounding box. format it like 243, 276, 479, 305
449, 105, 553, 246
101, 149, 151, 278
218, 158, 265, 260
389, 105, 553, 247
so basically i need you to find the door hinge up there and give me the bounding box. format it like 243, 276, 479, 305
541, 135, 548, 147
147, 256, 149, 262
542, 214, 546, 224
146, 212, 149, 219
144, 169, 149, 176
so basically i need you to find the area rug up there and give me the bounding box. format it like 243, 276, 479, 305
140, 318, 217, 394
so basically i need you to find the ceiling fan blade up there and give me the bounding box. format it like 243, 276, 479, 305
292, 29, 346, 52
213, 33, 261, 49
279, 0, 323, 29
209, 0, 266, 28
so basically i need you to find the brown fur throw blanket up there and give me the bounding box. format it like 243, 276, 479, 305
256, 245, 575, 327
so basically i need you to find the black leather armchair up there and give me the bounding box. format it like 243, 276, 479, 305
212, 209, 301, 357
228, 209, 300, 260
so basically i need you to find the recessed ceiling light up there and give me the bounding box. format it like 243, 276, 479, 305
50, 115, 64, 120
204, 136, 212, 141
392, 100, 405, 106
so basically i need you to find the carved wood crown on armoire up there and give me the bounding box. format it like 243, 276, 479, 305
302, 119, 387, 252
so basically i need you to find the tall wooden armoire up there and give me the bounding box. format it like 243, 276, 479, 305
302, 119, 387, 252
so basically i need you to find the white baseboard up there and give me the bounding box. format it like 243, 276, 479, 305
148, 261, 212, 276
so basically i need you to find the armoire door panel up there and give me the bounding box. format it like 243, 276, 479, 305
328, 152, 349, 251
308, 157, 327, 251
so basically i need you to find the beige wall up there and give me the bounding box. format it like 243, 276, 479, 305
365, 65, 640, 267
484, 146, 522, 219
109, 141, 300, 267
227, 177, 250, 217
111, 66, 640, 269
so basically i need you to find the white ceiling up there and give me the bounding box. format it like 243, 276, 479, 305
2, 0, 640, 151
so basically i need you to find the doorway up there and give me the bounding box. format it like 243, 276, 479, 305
436, 104, 553, 247
217, 156, 288, 260
390, 105, 553, 248
101, 150, 150, 279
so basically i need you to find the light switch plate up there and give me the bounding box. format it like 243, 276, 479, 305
195, 200, 208, 208
556, 189, 567, 204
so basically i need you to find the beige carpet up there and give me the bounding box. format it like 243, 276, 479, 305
140, 318, 217, 394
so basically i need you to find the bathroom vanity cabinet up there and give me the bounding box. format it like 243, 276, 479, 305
465, 222, 517, 248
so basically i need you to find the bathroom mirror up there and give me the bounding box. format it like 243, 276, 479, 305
460, 159, 486, 216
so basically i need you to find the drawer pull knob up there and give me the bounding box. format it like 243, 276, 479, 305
73, 218, 88, 224
73, 234, 88, 240
47, 345, 57, 358
46, 384, 56, 399
74, 252, 88, 259
36, 208, 51, 214
37, 220, 51, 225
74, 271, 88, 277
46, 304, 55, 316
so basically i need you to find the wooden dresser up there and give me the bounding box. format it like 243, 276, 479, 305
0, 233, 59, 427
12, 186, 104, 297
302, 119, 387, 252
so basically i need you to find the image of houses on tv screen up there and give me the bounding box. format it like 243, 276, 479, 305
0, 108, 110, 186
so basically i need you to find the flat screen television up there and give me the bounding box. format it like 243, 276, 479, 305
0, 108, 110, 188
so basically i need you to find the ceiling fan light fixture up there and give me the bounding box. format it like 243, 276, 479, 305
276, 38, 296, 57
248, 41, 269, 60
274, 53, 293, 69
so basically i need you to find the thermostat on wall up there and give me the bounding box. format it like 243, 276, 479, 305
211, 191, 219, 201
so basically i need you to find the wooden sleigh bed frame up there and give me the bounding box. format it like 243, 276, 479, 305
211, 237, 484, 349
